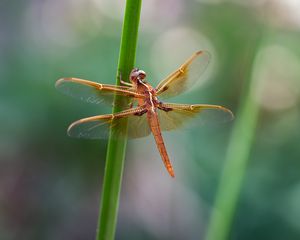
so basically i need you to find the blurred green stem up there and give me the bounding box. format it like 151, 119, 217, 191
205, 46, 261, 240
96, 1, 142, 240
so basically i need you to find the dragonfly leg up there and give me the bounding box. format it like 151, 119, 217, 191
118, 70, 133, 87
121, 80, 133, 87
127, 102, 133, 108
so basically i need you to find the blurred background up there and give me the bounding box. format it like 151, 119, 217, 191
1, 0, 300, 239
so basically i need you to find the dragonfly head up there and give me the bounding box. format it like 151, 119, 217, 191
130, 68, 146, 84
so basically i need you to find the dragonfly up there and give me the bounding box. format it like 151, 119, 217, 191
55, 51, 233, 178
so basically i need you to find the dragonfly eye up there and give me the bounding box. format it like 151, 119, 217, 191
130, 68, 146, 82
130, 68, 139, 82
138, 70, 146, 80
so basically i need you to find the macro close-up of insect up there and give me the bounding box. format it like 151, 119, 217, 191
4, 0, 300, 238
55, 51, 234, 177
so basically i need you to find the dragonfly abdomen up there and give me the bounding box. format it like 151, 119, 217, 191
147, 112, 175, 177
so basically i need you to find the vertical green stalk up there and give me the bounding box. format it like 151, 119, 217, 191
205, 46, 261, 240
96, 1, 142, 240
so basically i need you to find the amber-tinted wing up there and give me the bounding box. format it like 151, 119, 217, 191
55, 77, 143, 105
67, 106, 151, 139
158, 103, 233, 131
155, 51, 210, 99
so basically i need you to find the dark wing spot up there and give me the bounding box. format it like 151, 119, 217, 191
159, 106, 172, 112
162, 86, 169, 92
134, 109, 148, 116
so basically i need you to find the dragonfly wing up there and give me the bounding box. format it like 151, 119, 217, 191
67, 106, 151, 139
158, 103, 233, 131
155, 51, 210, 99
55, 77, 143, 106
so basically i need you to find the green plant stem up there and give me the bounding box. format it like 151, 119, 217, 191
205, 48, 261, 240
96, 1, 142, 240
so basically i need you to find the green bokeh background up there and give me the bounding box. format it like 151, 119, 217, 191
1, 1, 300, 239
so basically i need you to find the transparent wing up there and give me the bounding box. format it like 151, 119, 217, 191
155, 51, 210, 99
158, 103, 233, 131
67, 107, 151, 139
55, 77, 143, 105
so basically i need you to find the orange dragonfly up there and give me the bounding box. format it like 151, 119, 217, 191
55, 51, 233, 178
